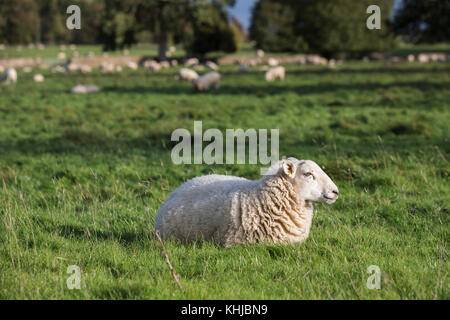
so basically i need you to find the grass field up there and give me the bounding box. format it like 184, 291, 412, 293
0, 51, 449, 299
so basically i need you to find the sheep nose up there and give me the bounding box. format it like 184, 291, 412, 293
332, 190, 339, 196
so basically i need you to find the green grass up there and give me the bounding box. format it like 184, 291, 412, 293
0, 43, 186, 60
0, 53, 449, 299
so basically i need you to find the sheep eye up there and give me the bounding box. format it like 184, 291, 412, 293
304, 172, 314, 179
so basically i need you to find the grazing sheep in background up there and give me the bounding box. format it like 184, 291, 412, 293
248, 59, 260, 67
0, 65, 4, 73
256, 49, 264, 58
267, 58, 279, 66
66, 63, 80, 72
185, 58, 199, 67
160, 61, 171, 69
192, 71, 221, 91
176, 68, 199, 82
1, 68, 17, 84
127, 61, 138, 70
297, 56, 307, 65
171, 60, 178, 67
206, 61, 218, 71
328, 59, 336, 69
115, 65, 123, 72
307, 55, 327, 65
265, 66, 285, 81
146, 61, 161, 72
57, 52, 66, 60
100, 62, 115, 73
417, 54, 429, 63
71, 84, 100, 94
80, 65, 92, 73
52, 65, 66, 73
407, 54, 415, 62
155, 158, 339, 247
33, 74, 44, 83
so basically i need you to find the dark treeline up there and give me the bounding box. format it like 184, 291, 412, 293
0, 0, 448, 58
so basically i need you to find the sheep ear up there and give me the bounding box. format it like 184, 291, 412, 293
282, 160, 296, 178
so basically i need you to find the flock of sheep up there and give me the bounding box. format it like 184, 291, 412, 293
1, 43, 448, 92
0, 45, 291, 92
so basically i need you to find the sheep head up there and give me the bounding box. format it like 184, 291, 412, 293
281, 158, 339, 204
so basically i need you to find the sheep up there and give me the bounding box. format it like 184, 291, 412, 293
1, 68, 17, 84
192, 71, 221, 91
206, 61, 219, 71
0, 65, 4, 73
71, 84, 100, 94
57, 52, 66, 60
418, 54, 429, 63
154, 158, 339, 247
407, 54, 415, 62
80, 65, 92, 73
160, 61, 171, 69
267, 58, 279, 66
265, 66, 285, 81
33, 74, 45, 83
100, 62, 115, 73
127, 61, 138, 70
185, 58, 199, 67
171, 59, 178, 67
256, 49, 264, 58
145, 60, 161, 72
176, 68, 199, 82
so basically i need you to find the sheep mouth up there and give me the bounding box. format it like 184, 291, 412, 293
323, 195, 338, 204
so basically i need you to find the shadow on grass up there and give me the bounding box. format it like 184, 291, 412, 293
99, 80, 449, 96
55, 224, 153, 244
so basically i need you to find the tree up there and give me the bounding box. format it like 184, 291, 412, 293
0, 0, 39, 44
393, 0, 450, 43
250, 0, 395, 58
183, 2, 239, 56
99, 0, 237, 58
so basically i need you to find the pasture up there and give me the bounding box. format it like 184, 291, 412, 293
0, 52, 448, 299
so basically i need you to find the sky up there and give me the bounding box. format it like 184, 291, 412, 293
229, 0, 404, 31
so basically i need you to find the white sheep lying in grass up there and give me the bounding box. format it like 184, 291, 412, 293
192, 71, 221, 91
154, 158, 339, 247
265, 66, 285, 81
1, 68, 17, 84
33, 74, 45, 83
176, 68, 199, 82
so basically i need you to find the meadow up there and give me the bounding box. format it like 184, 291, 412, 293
0, 50, 449, 299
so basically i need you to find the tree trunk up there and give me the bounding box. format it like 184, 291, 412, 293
158, 2, 168, 61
